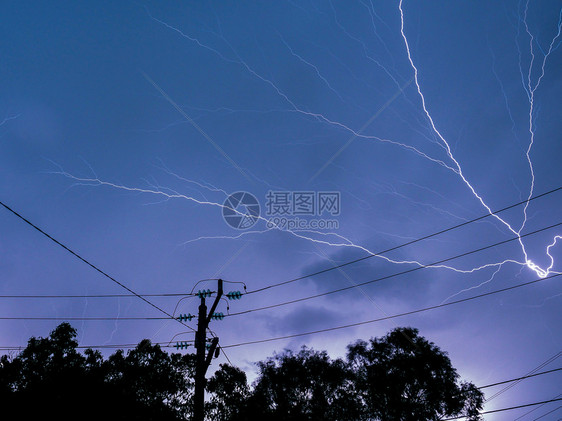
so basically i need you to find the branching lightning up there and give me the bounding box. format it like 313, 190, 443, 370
49, 1, 561, 321
51, 164, 529, 279
144, 6, 460, 174
277, 32, 349, 106
519, 4, 562, 232
398, 0, 561, 280
0, 114, 20, 134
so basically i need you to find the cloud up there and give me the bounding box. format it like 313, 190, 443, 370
261, 305, 342, 336
298, 243, 439, 307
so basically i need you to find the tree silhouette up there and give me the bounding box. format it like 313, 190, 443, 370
102, 338, 196, 419
206, 363, 250, 420
0, 323, 195, 421
247, 347, 363, 421
0, 323, 484, 420
347, 327, 484, 421
0, 322, 94, 418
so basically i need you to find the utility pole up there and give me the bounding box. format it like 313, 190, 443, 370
193, 278, 223, 421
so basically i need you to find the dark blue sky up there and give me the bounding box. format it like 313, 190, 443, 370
1, 1, 561, 418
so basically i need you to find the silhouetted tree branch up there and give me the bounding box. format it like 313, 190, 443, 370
347, 327, 483, 421
0, 324, 484, 421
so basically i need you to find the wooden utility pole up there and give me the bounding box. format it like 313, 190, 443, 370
193, 279, 223, 421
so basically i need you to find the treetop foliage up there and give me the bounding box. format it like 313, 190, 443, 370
0, 323, 483, 421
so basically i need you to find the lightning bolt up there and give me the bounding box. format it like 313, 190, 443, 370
398, 0, 561, 280
523, 291, 562, 308
144, 7, 460, 175
48, 1, 562, 323
359, 0, 395, 65
51, 163, 530, 278
440, 265, 503, 305
519, 3, 562, 232
0, 114, 20, 126
488, 39, 520, 145
277, 32, 350, 106
104, 297, 121, 345
327, 0, 405, 95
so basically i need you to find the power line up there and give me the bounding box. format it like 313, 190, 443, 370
441, 397, 562, 420
443, 361, 562, 420
0, 188, 558, 303
6, 221, 556, 322
0, 351, 557, 393
226, 222, 561, 318
247, 186, 562, 295
0, 316, 171, 321
3, 221, 557, 324
0, 281, 246, 299
1, 342, 559, 391
514, 393, 562, 421
486, 351, 562, 402
3, 275, 555, 354
0, 200, 196, 333
532, 405, 561, 420
479, 367, 562, 389
0, 292, 197, 299
0, 201, 234, 364
1, 344, 559, 393
221, 273, 560, 349
0, 339, 195, 351
2, 192, 560, 368
473, 350, 562, 421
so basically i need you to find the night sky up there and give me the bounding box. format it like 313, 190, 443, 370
1, 1, 561, 419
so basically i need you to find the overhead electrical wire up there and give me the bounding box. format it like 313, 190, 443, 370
0, 200, 234, 363
2, 188, 560, 367
2, 220, 557, 323
479, 366, 562, 389
2, 229, 559, 323
0, 339, 194, 351
0, 292, 197, 299
528, 404, 561, 421
246, 186, 562, 295
220, 273, 560, 349
0, 316, 173, 321
225, 222, 561, 318
1, 187, 559, 301
441, 397, 562, 420
0, 200, 196, 332
514, 393, 562, 421
2, 221, 559, 322
0, 346, 556, 397
486, 351, 562, 402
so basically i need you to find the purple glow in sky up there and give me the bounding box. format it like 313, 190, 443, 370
1, 1, 561, 419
